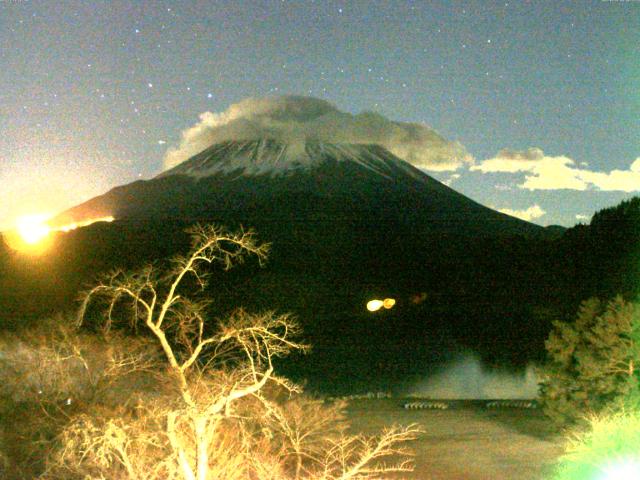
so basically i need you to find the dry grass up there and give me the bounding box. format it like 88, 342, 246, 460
343, 399, 565, 480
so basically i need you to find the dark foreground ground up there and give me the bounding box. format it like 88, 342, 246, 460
345, 399, 565, 480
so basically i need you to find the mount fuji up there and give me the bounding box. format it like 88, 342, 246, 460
52, 139, 548, 240
3, 139, 564, 391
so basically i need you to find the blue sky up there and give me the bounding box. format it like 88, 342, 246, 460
1, 0, 638, 228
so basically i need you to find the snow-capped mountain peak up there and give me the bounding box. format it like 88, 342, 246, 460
157, 139, 424, 181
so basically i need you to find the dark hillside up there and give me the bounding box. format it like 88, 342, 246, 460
8, 144, 634, 392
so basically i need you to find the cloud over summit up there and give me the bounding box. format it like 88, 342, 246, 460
163, 96, 473, 171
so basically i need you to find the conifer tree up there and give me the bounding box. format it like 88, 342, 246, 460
539, 296, 640, 426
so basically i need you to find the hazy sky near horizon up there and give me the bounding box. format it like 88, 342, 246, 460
1, 0, 638, 229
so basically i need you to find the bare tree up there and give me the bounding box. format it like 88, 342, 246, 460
318, 425, 420, 480
41, 224, 419, 480
72, 225, 302, 479
263, 397, 420, 480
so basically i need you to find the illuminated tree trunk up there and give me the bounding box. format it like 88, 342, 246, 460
195, 417, 209, 480
168, 412, 196, 480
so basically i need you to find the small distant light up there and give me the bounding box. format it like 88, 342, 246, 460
367, 298, 397, 312
411, 292, 428, 305
367, 300, 384, 312
158, 140, 166, 144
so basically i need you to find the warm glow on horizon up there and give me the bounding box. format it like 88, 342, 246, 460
2, 214, 115, 255
57, 216, 115, 232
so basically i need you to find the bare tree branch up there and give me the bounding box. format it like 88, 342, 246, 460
42, 224, 420, 480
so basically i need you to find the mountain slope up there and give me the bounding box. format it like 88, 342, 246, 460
2, 139, 567, 391
52, 139, 546, 240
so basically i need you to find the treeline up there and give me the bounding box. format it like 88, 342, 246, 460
0, 197, 638, 389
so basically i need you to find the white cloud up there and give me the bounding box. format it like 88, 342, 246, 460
472, 149, 640, 192
497, 204, 546, 222
576, 214, 590, 222
442, 173, 461, 186
470, 147, 545, 173
577, 167, 640, 192
163, 96, 474, 171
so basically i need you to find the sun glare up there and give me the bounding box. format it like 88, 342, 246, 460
2, 214, 115, 255
16, 214, 51, 245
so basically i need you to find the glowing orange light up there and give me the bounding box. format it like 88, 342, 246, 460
383, 298, 396, 309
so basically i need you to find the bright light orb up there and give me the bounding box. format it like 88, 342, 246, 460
16, 214, 51, 244
600, 459, 640, 480
367, 300, 384, 312
367, 298, 397, 312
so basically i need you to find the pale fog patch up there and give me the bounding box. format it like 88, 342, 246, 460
406, 353, 539, 399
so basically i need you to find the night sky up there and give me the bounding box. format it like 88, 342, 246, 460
1, 0, 638, 230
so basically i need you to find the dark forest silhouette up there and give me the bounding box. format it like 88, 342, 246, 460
1, 196, 638, 392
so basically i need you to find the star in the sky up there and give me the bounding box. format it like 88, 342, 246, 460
1, 0, 636, 229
